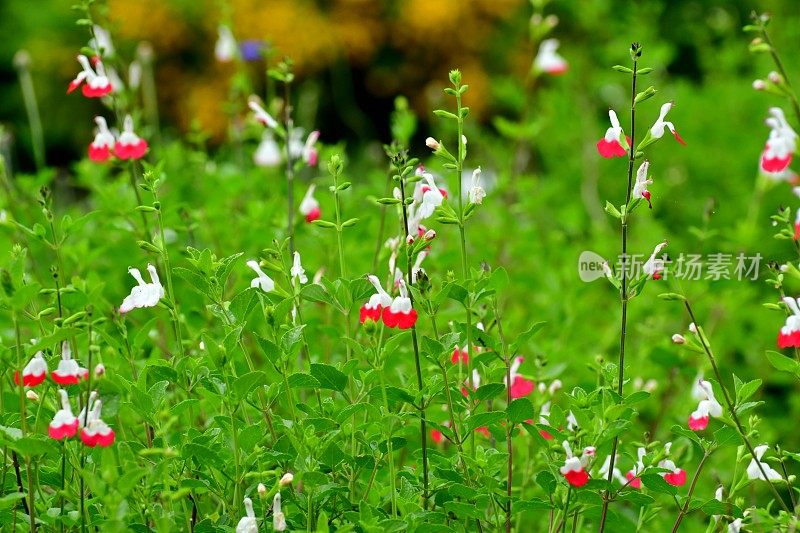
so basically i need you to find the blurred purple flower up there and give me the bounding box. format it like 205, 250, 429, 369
240, 40, 266, 62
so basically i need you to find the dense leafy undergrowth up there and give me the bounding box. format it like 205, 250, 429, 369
5, 2, 800, 532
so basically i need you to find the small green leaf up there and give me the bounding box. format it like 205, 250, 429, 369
310, 363, 347, 392
507, 398, 535, 423
287, 373, 321, 389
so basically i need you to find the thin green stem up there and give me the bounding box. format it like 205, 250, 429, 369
760, 25, 800, 124
14, 53, 45, 172
670, 450, 711, 532
283, 81, 296, 256
15, 314, 35, 532
153, 193, 185, 360
493, 296, 513, 533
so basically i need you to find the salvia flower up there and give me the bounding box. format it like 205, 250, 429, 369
505, 356, 534, 398
626, 447, 646, 489
468, 167, 486, 205
248, 96, 278, 129
291, 252, 308, 285
688, 380, 723, 431
113, 115, 148, 160
794, 209, 800, 241
273, 492, 286, 532
79, 400, 115, 447
643, 240, 668, 280
120, 264, 165, 314
299, 184, 321, 223
235, 497, 258, 533
746, 444, 782, 481
254, 131, 281, 167
51, 341, 88, 385
538, 401, 553, 440
417, 172, 446, 219
49, 390, 79, 440
778, 296, 800, 348
534, 39, 568, 75
659, 442, 687, 486
632, 161, 653, 208
596, 110, 628, 158
360, 275, 392, 323
247, 260, 275, 293
650, 102, 686, 145
15, 351, 47, 387
26, 390, 39, 402
382, 279, 417, 329
761, 108, 797, 174
302, 131, 320, 167
68, 55, 113, 97
411, 250, 428, 284
598, 455, 627, 485
215, 25, 237, 62
78, 390, 98, 428
88, 116, 115, 162
560, 441, 593, 487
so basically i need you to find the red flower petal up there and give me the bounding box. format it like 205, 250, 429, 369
596, 138, 627, 158
564, 469, 589, 487
688, 414, 709, 431
626, 471, 642, 489
88, 145, 111, 162
664, 469, 687, 486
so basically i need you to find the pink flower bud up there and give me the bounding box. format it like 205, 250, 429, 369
671, 334, 686, 344
94, 363, 105, 377
423, 229, 436, 241
752, 79, 766, 90
279, 472, 294, 486
406, 234, 415, 245
688, 323, 698, 334
425, 137, 440, 150
768, 71, 782, 83
257, 483, 267, 498
26, 390, 39, 402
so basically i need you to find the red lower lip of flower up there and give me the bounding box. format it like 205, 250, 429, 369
564, 469, 589, 487
688, 414, 709, 431
49, 420, 79, 440
626, 471, 642, 489
778, 330, 800, 348
664, 469, 687, 486
89, 145, 111, 162
359, 305, 381, 324
596, 137, 629, 158
546, 65, 568, 75
51, 372, 81, 385
431, 429, 443, 444
114, 140, 148, 160
80, 429, 115, 447
510, 376, 534, 398
82, 84, 113, 98
761, 153, 792, 173
451, 348, 468, 364
539, 429, 553, 440
475, 426, 490, 438
305, 207, 321, 223
382, 308, 417, 329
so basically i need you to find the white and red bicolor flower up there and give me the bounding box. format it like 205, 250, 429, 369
254, 131, 281, 167
794, 209, 800, 241
632, 160, 653, 208
114, 115, 148, 160
505, 356, 534, 398
302, 130, 320, 167
778, 296, 800, 348
760, 108, 797, 174
248, 96, 278, 129
643, 240, 668, 280
650, 102, 686, 145
431, 421, 450, 444
452, 345, 469, 364
534, 39, 568, 75
79, 399, 115, 447
416, 172, 446, 219
746, 444, 782, 481
236, 497, 258, 533
299, 184, 321, 223
626, 447, 647, 489
461, 369, 482, 398
598, 455, 627, 485
360, 275, 392, 324
120, 264, 164, 314
659, 442, 687, 486
382, 279, 417, 329
538, 401, 553, 440
411, 249, 428, 284
291, 251, 308, 286
51, 341, 88, 385
247, 260, 275, 293
688, 379, 722, 431
88, 116, 115, 162
49, 389, 79, 440
78, 390, 98, 429
15, 351, 48, 387
68, 55, 113, 97
560, 441, 593, 487
597, 110, 629, 158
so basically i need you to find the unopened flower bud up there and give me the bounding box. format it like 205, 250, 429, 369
257, 483, 267, 498
94, 363, 105, 377
462, 135, 468, 146
672, 334, 686, 344
423, 229, 436, 241
688, 323, 698, 334
279, 472, 294, 486
406, 234, 415, 245
199, 341, 206, 351
26, 390, 39, 402
752, 79, 766, 90
768, 71, 782, 83
780, 264, 789, 272
425, 137, 440, 151
544, 14, 559, 28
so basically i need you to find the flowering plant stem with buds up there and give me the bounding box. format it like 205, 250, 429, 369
396, 159, 430, 505
751, 15, 800, 123
598, 45, 640, 533
14, 312, 35, 533
680, 298, 792, 514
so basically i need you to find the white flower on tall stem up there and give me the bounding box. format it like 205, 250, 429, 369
254, 131, 281, 167
248, 96, 278, 129
416, 172, 446, 219
302, 130, 320, 166
632, 160, 653, 209
761, 107, 797, 174
746, 444, 782, 481
299, 184, 321, 223
247, 260, 275, 293
688, 380, 723, 431
120, 264, 165, 314
291, 252, 308, 285
468, 167, 485, 205
215, 25, 237, 62
643, 240, 667, 279
273, 492, 286, 531
598, 455, 626, 485
235, 497, 257, 533
650, 102, 686, 145
533, 39, 568, 75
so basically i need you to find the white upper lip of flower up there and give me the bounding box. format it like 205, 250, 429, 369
650, 102, 678, 138
604, 110, 624, 142
291, 252, 308, 285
